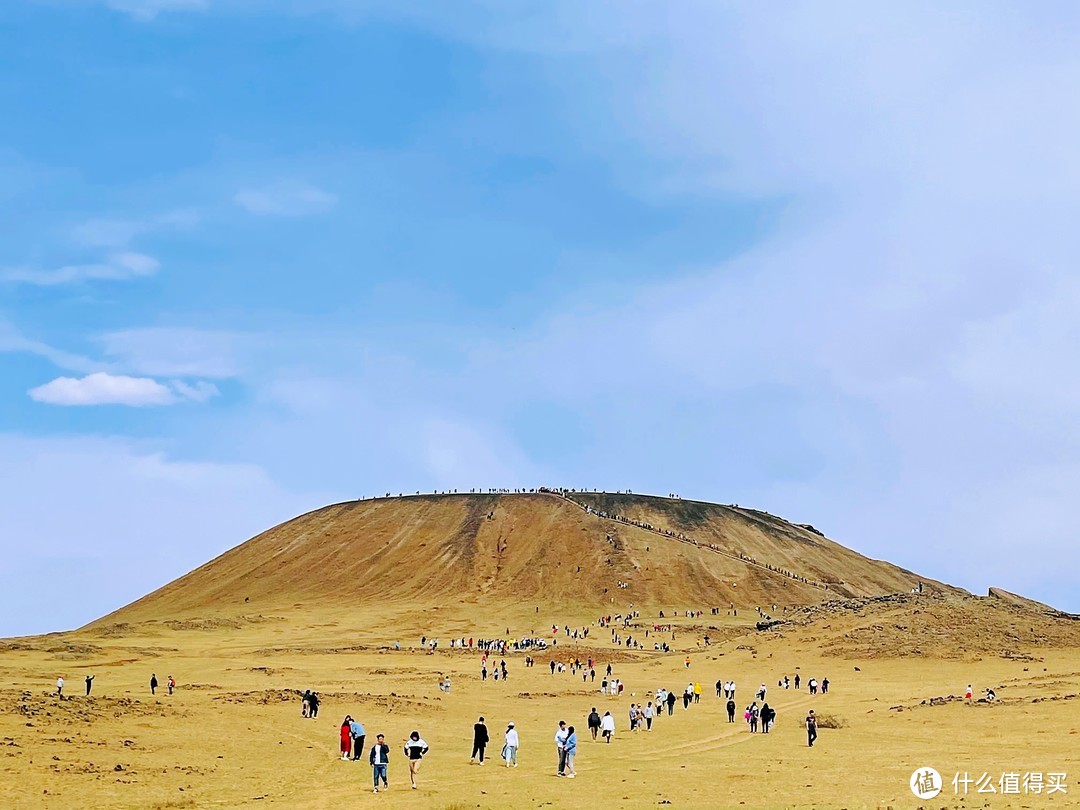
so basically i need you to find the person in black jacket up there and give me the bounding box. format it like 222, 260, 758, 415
587, 707, 602, 740
726, 698, 736, 723
760, 703, 775, 733
370, 734, 390, 792
665, 689, 677, 715
471, 716, 489, 764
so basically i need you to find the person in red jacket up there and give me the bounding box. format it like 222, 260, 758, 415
340, 716, 353, 760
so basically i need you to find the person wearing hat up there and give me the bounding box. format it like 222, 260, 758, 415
503, 721, 519, 767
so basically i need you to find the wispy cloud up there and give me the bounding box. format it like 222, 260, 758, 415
28, 372, 218, 406
234, 183, 338, 217
0, 320, 103, 374
71, 209, 199, 248
104, 0, 209, 21
99, 328, 241, 378
2, 252, 159, 286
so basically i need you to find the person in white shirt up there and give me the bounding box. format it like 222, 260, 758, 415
600, 711, 616, 743
56, 676, 64, 697
643, 701, 655, 731
503, 722, 519, 767
554, 720, 569, 775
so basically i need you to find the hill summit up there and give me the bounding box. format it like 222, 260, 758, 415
94, 491, 958, 626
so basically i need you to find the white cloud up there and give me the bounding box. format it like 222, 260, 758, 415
234, 183, 338, 217
29, 372, 177, 406
28, 372, 221, 406
1, 252, 159, 285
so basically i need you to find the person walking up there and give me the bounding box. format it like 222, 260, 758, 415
503, 721, 519, 767
665, 689, 676, 716
683, 683, 693, 710
760, 703, 774, 733
340, 716, 354, 760
404, 730, 428, 789
56, 676, 64, 698
563, 726, 578, 778
643, 701, 654, 731
693, 682, 702, 703
587, 707, 601, 740
748, 703, 759, 732
84, 675, 94, 696
821, 677, 829, 694
600, 711, 615, 744
370, 734, 390, 792
309, 691, 320, 718
350, 717, 366, 762
964, 684, 972, 702
794, 673, 801, 690
167, 675, 175, 696
715, 678, 723, 698
726, 698, 736, 723
471, 716, 489, 764
805, 710, 817, 747
150, 674, 158, 695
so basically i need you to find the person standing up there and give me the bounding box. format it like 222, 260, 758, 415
85, 675, 94, 696
794, 673, 801, 690
167, 675, 175, 696
309, 692, 320, 718
56, 676, 64, 697
587, 707, 601, 740
471, 717, 489, 764
370, 734, 390, 792
643, 701, 654, 730
821, 677, 829, 694
555, 720, 569, 774
503, 721, 519, 767
600, 711, 615, 744
760, 703, 774, 733
693, 682, 702, 703
404, 730, 428, 789
563, 726, 578, 778
340, 716, 354, 760
350, 717, 366, 762
150, 674, 158, 695
748, 703, 759, 732
726, 698, 736, 723
805, 710, 817, 747
665, 689, 676, 716
715, 678, 723, 698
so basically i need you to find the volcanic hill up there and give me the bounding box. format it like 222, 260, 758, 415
93, 491, 958, 626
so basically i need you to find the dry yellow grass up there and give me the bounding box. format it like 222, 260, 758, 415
1, 494, 1077, 808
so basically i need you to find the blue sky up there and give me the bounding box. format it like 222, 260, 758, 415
3, 1, 1079, 635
